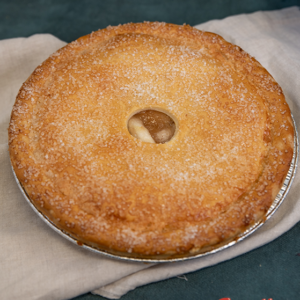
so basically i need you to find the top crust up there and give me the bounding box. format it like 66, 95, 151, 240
9, 22, 294, 258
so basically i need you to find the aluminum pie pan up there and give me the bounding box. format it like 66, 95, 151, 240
11, 115, 298, 262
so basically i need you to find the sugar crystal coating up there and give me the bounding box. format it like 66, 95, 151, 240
9, 22, 294, 258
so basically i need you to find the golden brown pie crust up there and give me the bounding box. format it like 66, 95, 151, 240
8, 22, 294, 258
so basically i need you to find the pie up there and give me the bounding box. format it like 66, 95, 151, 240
8, 22, 294, 259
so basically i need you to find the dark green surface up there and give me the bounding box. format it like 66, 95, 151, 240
1, 1, 300, 299
1, 0, 299, 43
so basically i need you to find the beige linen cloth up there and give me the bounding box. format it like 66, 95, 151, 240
1, 6, 299, 300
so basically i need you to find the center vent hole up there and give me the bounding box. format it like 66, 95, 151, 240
128, 109, 176, 144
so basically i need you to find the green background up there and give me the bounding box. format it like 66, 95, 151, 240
1, 1, 300, 299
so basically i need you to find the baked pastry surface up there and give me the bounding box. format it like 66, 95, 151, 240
9, 22, 294, 258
